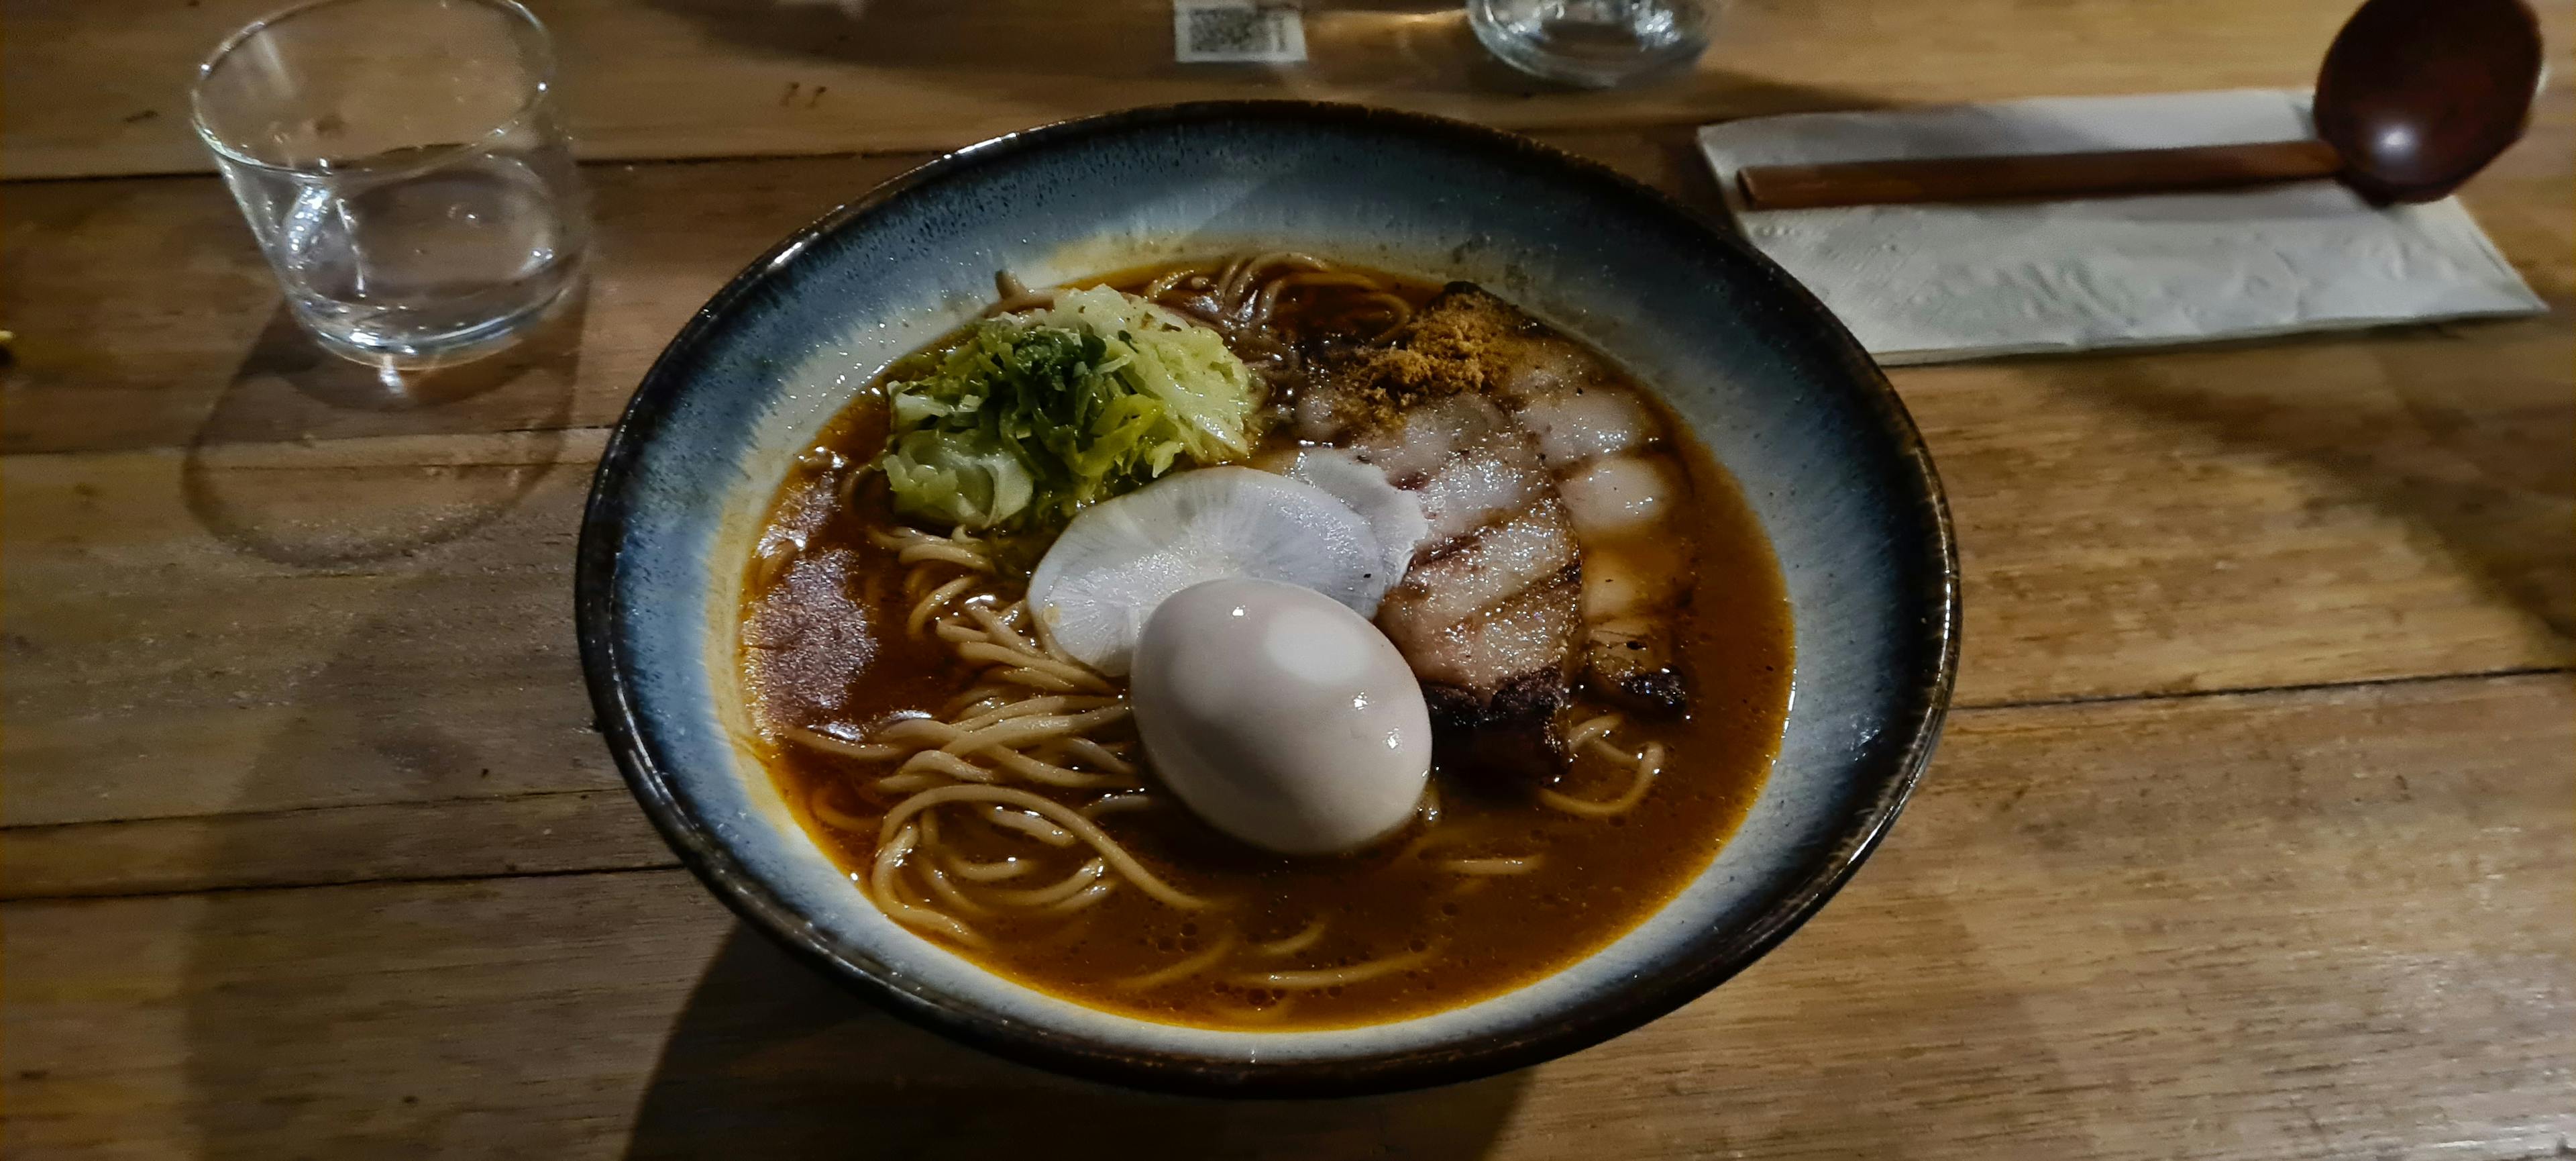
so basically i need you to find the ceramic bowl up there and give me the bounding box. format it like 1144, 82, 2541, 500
577, 101, 1957, 1096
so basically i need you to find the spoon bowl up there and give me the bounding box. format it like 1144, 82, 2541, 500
2314, 0, 2544, 203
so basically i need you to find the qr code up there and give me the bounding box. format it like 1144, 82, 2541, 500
1174, 1, 1306, 63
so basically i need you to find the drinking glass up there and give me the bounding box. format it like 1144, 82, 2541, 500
192, 0, 590, 368
1466, 0, 1714, 88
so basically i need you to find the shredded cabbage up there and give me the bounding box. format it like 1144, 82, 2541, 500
876, 286, 1260, 535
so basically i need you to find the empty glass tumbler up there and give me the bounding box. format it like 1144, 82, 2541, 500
1466, 0, 1714, 88
192, 0, 590, 368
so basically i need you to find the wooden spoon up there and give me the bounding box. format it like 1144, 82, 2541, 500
1735, 0, 2543, 211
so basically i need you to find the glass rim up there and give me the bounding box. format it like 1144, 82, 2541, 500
189, 0, 559, 177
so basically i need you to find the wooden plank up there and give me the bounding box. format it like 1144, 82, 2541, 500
7, 103, 2563, 457
1, 0, 2461, 180
0, 153, 930, 456
1, 431, 621, 827
0, 134, 1716, 457
7, 674, 2567, 1158
5, 113, 2568, 834
0, 791, 671, 901
1927, 317, 2575, 703
9, 298, 2568, 834
6, 332, 2569, 831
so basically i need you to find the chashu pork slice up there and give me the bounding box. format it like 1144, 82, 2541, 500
1346, 391, 1583, 776
1392, 284, 1699, 715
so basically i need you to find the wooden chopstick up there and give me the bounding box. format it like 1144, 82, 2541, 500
1735, 140, 2345, 210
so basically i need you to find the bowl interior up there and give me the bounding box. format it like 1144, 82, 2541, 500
580, 103, 1955, 1093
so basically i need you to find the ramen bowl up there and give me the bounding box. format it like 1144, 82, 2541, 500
576, 102, 1957, 1095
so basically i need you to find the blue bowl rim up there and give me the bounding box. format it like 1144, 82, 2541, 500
575, 99, 1960, 1097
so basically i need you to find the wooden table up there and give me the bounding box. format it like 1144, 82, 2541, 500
5, 1, 2571, 1156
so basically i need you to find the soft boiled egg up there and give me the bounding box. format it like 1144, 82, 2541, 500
1130, 577, 1431, 856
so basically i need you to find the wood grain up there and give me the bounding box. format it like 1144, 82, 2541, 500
0, 0, 2444, 180
0, 154, 930, 456
7, 673, 2567, 1158
7, 98, 2561, 456
7, 313, 2565, 838
6, 3, 2572, 1153
3, 431, 615, 829
0, 130, 1731, 458
5, 113, 2568, 839
0, 790, 671, 901
3, 327, 2565, 842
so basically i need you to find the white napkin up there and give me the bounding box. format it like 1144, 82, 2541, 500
1697, 90, 2544, 365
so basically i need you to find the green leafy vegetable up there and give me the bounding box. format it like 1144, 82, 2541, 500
876, 286, 1260, 536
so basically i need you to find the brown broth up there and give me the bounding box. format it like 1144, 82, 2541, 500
739, 264, 1792, 1029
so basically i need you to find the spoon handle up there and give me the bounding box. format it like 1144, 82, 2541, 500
1735, 140, 2345, 211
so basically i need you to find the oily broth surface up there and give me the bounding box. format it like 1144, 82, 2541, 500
738, 265, 1792, 1029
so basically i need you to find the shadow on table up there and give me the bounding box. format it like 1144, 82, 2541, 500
178, 290, 584, 567
2031, 317, 2576, 639
621, 925, 1530, 1161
